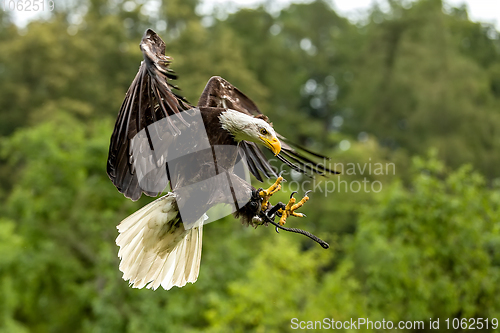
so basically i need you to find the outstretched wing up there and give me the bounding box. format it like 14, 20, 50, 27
107, 29, 193, 201
198, 76, 263, 117
198, 76, 339, 180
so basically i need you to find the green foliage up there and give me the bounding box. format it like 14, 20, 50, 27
205, 236, 334, 332
0, 0, 499, 331
349, 150, 500, 320
343, 0, 500, 177
205, 151, 500, 331
0, 219, 27, 333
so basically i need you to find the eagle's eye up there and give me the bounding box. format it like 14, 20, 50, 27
260, 128, 268, 135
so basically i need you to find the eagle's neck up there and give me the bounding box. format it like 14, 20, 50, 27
197, 107, 240, 147
218, 109, 256, 143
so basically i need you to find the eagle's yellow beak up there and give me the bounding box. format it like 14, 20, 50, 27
260, 136, 281, 156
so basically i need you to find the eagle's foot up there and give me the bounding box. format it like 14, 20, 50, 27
259, 175, 285, 211
278, 191, 310, 226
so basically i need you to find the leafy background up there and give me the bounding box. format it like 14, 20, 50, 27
1, 0, 500, 331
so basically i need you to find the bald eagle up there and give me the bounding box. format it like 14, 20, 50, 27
107, 29, 335, 290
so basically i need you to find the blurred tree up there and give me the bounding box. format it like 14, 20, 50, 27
204, 150, 500, 331
216, 0, 361, 150
1, 110, 131, 331
0, 218, 27, 333
0, 4, 140, 136
348, 150, 500, 321
343, 0, 500, 178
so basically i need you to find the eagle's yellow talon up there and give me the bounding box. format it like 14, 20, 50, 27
292, 212, 305, 218
278, 191, 310, 226
259, 176, 284, 211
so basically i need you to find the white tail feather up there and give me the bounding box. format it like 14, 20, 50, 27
116, 193, 204, 290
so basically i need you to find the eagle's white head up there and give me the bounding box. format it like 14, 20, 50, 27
219, 109, 281, 156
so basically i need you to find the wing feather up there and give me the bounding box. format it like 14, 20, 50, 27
107, 29, 194, 201
198, 76, 338, 179
239, 141, 277, 181
240, 144, 263, 182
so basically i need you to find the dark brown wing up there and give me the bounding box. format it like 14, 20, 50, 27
238, 141, 277, 181
107, 29, 193, 201
198, 76, 339, 179
198, 76, 263, 117
198, 76, 277, 180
